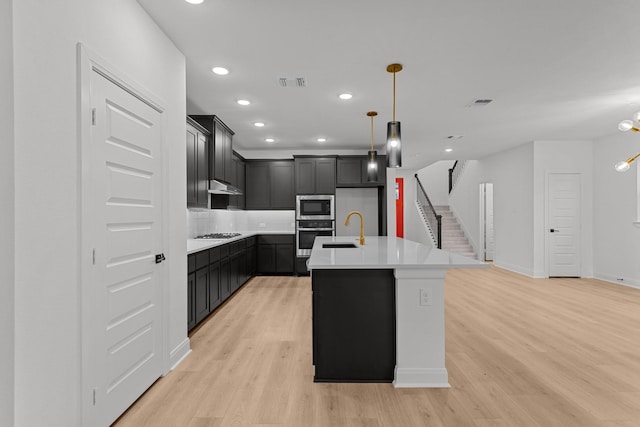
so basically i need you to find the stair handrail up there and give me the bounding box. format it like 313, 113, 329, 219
448, 160, 466, 194
415, 174, 442, 249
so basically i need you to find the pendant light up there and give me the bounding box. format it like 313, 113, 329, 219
366, 111, 378, 182
386, 63, 403, 168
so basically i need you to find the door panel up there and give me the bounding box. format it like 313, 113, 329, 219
90, 69, 163, 426
548, 173, 581, 277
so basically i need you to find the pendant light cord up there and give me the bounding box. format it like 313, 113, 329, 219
392, 71, 396, 122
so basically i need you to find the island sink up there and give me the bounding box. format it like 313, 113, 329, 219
322, 242, 358, 249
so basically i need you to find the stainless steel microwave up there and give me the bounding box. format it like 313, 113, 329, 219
296, 195, 335, 220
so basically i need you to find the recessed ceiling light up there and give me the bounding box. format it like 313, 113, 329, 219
445, 148, 453, 152
185, 0, 203, 4
265, 138, 275, 143
338, 93, 353, 100
253, 122, 265, 127
317, 138, 327, 143
212, 67, 229, 75
237, 99, 250, 106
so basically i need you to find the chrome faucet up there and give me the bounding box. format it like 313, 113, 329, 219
344, 211, 365, 245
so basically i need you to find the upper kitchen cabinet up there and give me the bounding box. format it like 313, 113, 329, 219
294, 156, 336, 195
189, 115, 235, 184
227, 153, 246, 210
245, 160, 295, 210
186, 118, 210, 208
336, 155, 386, 187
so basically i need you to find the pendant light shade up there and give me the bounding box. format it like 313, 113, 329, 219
367, 111, 378, 182
386, 63, 403, 168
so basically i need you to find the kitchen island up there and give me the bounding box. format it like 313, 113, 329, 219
307, 236, 487, 388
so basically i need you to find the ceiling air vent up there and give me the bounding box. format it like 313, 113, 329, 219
467, 98, 493, 107
279, 77, 306, 88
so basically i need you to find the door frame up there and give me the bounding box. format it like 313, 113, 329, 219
545, 171, 582, 278
478, 182, 494, 262
77, 43, 170, 425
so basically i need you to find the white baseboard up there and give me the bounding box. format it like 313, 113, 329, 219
393, 367, 450, 388
167, 337, 191, 373
594, 273, 640, 290
493, 261, 535, 278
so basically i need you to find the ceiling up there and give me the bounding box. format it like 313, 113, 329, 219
138, 0, 640, 169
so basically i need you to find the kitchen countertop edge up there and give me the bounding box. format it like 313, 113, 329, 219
187, 230, 295, 254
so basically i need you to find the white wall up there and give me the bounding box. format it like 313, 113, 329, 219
416, 160, 455, 206
450, 143, 535, 276
186, 208, 295, 238
13, 1, 186, 425
0, 0, 15, 425
532, 140, 594, 278
593, 132, 640, 287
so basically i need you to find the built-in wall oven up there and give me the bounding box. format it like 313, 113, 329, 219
295, 195, 335, 266
296, 220, 334, 257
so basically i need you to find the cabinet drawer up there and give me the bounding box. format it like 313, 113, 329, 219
195, 251, 209, 270
219, 244, 230, 259
259, 235, 294, 245
245, 236, 257, 247
209, 247, 220, 263
188, 254, 196, 273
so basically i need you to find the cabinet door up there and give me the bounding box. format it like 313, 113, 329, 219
237, 159, 245, 209
337, 158, 362, 186
186, 127, 198, 206
276, 244, 294, 274
223, 129, 233, 184
315, 158, 336, 194
209, 261, 221, 311
246, 162, 270, 209
194, 267, 210, 324
196, 132, 208, 207
257, 244, 276, 273
213, 124, 225, 182
247, 243, 257, 275
187, 272, 196, 331
230, 254, 241, 293
220, 259, 230, 300
270, 161, 294, 209
295, 158, 316, 194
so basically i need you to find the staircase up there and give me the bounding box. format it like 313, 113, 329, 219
434, 205, 476, 259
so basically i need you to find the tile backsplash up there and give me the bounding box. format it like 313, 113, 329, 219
187, 209, 295, 238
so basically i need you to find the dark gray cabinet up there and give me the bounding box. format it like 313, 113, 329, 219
257, 235, 294, 274
228, 154, 245, 210
189, 115, 235, 185
187, 238, 257, 331
312, 269, 396, 382
245, 160, 295, 210
336, 155, 387, 187
294, 156, 336, 195
186, 119, 209, 208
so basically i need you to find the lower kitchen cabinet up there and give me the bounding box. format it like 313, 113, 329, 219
194, 267, 210, 324
187, 272, 196, 331
257, 234, 294, 274
187, 237, 258, 332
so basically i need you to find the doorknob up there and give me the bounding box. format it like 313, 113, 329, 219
549, 229, 556, 233
155, 253, 166, 264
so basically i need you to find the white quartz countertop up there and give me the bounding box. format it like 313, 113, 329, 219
187, 230, 294, 255
307, 236, 488, 270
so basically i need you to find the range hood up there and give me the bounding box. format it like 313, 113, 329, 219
208, 179, 243, 195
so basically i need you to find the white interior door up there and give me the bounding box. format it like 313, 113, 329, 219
547, 173, 581, 277
87, 67, 164, 426
484, 183, 495, 261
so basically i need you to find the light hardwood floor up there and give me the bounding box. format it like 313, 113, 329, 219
114, 266, 640, 427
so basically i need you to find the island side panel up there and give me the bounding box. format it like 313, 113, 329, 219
393, 268, 450, 388
312, 269, 396, 382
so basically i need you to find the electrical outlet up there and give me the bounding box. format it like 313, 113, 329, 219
419, 288, 432, 306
